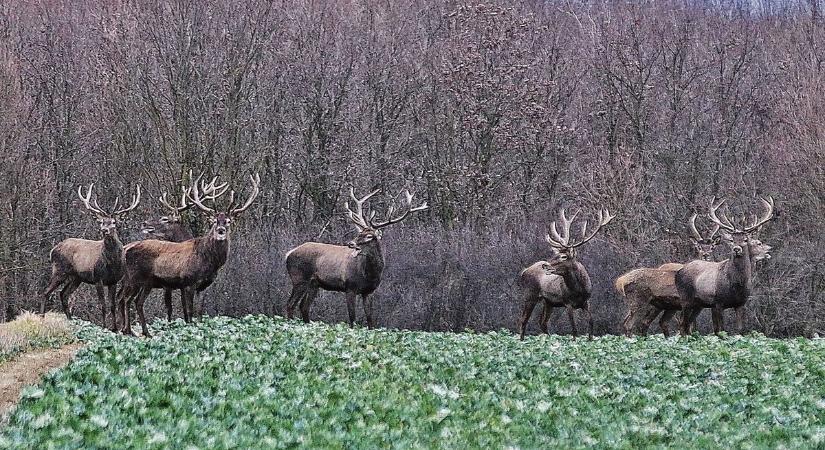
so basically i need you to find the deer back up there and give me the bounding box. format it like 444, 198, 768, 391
522, 260, 591, 307
286, 241, 384, 294
622, 268, 680, 299
51, 237, 125, 285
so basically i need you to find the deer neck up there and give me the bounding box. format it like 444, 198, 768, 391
356, 241, 384, 277
197, 233, 230, 271
171, 226, 194, 243
101, 232, 124, 262
721, 248, 753, 300
558, 263, 591, 297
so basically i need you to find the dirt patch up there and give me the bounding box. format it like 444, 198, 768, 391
0, 343, 83, 424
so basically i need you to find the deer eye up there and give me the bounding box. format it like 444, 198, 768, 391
160, 216, 169, 223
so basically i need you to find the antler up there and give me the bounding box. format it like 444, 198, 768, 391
743, 196, 774, 233
545, 208, 578, 248
545, 207, 614, 249
113, 185, 141, 216
689, 213, 720, 242
688, 213, 703, 241
188, 173, 230, 213
77, 184, 109, 217
570, 207, 614, 248
159, 185, 193, 217
369, 190, 428, 229
707, 197, 736, 232
708, 196, 774, 233
228, 173, 261, 217
344, 187, 380, 231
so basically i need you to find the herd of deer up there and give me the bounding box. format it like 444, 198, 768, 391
39, 173, 776, 340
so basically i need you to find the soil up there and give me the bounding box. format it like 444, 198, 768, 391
0, 343, 83, 425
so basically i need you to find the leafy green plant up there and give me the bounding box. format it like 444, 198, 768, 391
2, 316, 825, 449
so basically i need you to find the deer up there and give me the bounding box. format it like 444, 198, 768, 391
117, 173, 260, 337
615, 213, 721, 337
517, 207, 614, 340
137, 186, 214, 322
41, 184, 141, 330
284, 187, 428, 328
676, 196, 775, 335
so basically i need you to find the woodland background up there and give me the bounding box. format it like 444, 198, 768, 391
0, 0, 822, 336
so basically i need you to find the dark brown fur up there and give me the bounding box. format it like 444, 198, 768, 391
141, 216, 214, 321
517, 249, 594, 340
285, 231, 385, 328
119, 214, 230, 336
42, 231, 125, 328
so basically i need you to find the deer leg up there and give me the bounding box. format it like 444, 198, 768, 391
59, 279, 81, 320
118, 287, 137, 336
135, 288, 152, 338
192, 290, 202, 318
735, 307, 745, 335
518, 299, 538, 340
164, 288, 174, 322
299, 285, 319, 324
539, 300, 555, 335
343, 292, 357, 326
286, 284, 307, 319
681, 307, 702, 336
659, 310, 678, 338
192, 290, 200, 319
41, 276, 65, 315
566, 304, 577, 339
96, 283, 106, 328
108, 285, 118, 332
362, 293, 375, 329
636, 306, 661, 337
621, 308, 634, 337
585, 303, 593, 340
711, 305, 724, 335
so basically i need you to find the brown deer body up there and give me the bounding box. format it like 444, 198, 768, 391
139, 188, 215, 322
517, 207, 614, 340
118, 174, 259, 336
676, 197, 775, 335
285, 188, 427, 328
616, 214, 720, 337
621, 239, 771, 336
41, 185, 141, 330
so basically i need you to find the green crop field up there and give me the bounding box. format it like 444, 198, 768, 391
2, 316, 825, 449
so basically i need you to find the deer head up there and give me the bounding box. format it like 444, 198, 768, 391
543, 206, 614, 275
77, 184, 141, 237
688, 213, 721, 261
141, 185, 194, 240
707, 196, 774, 258
187, 172, 261, 241
343, 187, 428, 257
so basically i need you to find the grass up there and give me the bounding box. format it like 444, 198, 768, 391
2, 316, 825, 449
0, 312, 76, 365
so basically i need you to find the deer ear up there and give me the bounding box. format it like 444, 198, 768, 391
550, 247, 561, 256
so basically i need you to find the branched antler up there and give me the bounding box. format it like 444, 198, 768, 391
77, 184, 141, 217
545, 207, 614, 249
344, 187, 380, 231
708, 196, 774, 234
369, 190, 428, 229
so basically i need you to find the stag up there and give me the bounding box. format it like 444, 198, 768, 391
41, 184, 141, 329
517, 207, 614, 340
118, 173, 260, 337
284, 188, 428, 328
615, 214, 720, 337
138, 186, 214, 322
676, 197, 775, 335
